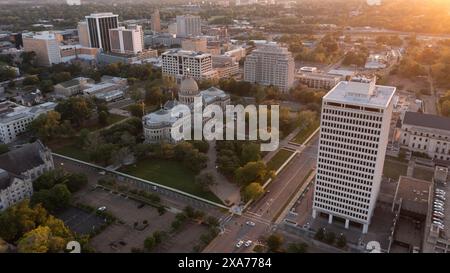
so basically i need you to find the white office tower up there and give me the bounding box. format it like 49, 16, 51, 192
85, 13, 119, 52
109, 25, 144, 54
176, 15, 201, 37
77, 21, 90, 48
22, 32, 62, 67
312, 78, 396, 234
244, 42, 294, 93
161, 49, 214, 80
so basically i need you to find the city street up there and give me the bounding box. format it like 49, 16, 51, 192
204, 135, 319, 253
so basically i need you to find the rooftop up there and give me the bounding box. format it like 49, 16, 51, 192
403, 111, 450, 132
394, 176, 432, 216
162, 48, 211, 58
0, 140, 47, 176
324, 80, 396, 109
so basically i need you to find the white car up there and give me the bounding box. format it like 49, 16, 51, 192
244, 240, 253, 247
236, 240, 244, 248
246, 221, 256, 226
97, 206, 107, 211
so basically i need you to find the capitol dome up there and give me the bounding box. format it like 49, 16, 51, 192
180, 77, 199, 95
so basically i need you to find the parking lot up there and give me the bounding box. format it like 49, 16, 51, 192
75, 188, 175, 252
57, 207, 105, 235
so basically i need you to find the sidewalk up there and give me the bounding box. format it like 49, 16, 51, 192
202, 140, 241, 206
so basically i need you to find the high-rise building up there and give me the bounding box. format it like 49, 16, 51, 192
176, 15, 201, 37
77, 21, 90, 47
85, 13, 119, 52
151, 9, 161, 32
181, 37, 207, 52
22, 32, 62, 66
161, 49, 215, 80
109, 25, 144, 54
312, 78, 396, 234
244, 42, 294, 93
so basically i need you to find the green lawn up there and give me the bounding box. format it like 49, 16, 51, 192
267, 149, 295, 171
52, 141, 90, 162
383, 159, 408, 180
291, 121, 320, 144
413, 167, 434, 181
84, 114, 128, 132
119, 159, 223, 204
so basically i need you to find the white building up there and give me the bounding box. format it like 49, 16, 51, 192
176, 15, 201, 37
312, 78, 396, 233
161, 49, 215, 80
143, 78, 230, 143
0, 101, 57, 144
0, 140, 54, 211
109, 25, 144, 55
244, 42, 295, 93
22, 32, 62, 67
297, 72, 341, 90
54, 77, 94, 97
399, 112, 450, 161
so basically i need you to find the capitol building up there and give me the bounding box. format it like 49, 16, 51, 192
142, 78, 230, 143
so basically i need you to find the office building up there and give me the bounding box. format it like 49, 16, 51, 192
181, 37, 207, 52
297, 72, 341, 90
77, 21, 90, 47
85, 13, 119, 52
399, 112, 450, 161
244, 42, 294, 93
161, 49, 214, 80
109, 25, 144, 54
312, 78, 396, 233
22, 32, 62, 67
176, 15, 201, 37
0, 101, 57, 144
151, 9, 161, 32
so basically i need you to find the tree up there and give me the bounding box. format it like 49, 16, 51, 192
39, 79, 54, 93
51, 71, 72, 84
0, 144, 9, 154
128, 103, 144, 118
0, 67, 17, 81
65, 173, 88, 193
243, 182, 264, 201
30, 111, 63, 141
314, 228, 325, 241
23, 75, 40, 86
145, 86, 163, 105
266, 234, 283, 253
17, 226, 52, 253
195, 172, 215, 192
144, 236, 156, 251
240, 143, 261, 165
235, 161, 269, 186
297, 110, 317, 129
287, 242, 308, 253
324, 231, 336, 245
152, 230, 166, 245
336, 233, 347, 248
32, 184, 71, 212
55, 97, 94, 127
98, 110, 109, 126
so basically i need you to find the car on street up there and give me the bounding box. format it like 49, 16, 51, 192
97, 206, 107, 211
244, 240, 253, 247
246, 221, 256, 226
236, 240, 244, 248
